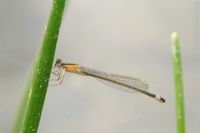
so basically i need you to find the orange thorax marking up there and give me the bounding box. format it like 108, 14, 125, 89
64, 64, 80, 73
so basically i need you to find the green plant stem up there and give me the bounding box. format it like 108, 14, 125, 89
12, 0, 67, 132
171, 32, 185, 133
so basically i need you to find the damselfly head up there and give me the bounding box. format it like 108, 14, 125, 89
55, 58, 62, 67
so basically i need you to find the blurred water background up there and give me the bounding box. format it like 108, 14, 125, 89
0, 0, 200, 132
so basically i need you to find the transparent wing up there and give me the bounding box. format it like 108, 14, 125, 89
96, 73, 148, 93
79, 66, 149, 93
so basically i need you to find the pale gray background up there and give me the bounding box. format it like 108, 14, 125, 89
0, 0, 200, 133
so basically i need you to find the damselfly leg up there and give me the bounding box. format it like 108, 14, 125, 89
50, 67, 65, 85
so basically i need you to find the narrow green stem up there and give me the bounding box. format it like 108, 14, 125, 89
171, 32, 185, 133
12, 0, 67, 132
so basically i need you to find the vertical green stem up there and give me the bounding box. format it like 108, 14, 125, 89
171, 32, 185, 133
12, 0, 67, 132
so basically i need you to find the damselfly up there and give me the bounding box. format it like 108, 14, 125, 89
51, 59, 165, 103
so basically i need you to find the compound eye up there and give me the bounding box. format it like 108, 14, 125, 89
55, 58, 62, 66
